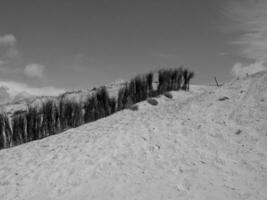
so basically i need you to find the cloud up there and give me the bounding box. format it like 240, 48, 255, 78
0, 34, 16, 46
0, 80, 65, 97
223, 0, 267, 61
24, 63, 46, 79
231, 61, 267, 78
0, 34, 19, 64
222, 0, 267, 76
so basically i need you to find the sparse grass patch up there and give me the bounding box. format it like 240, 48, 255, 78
147, 98, 158, 106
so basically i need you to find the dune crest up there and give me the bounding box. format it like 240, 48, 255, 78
0, 72, 266, 200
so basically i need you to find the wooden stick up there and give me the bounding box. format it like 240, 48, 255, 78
214, 77, 220, 87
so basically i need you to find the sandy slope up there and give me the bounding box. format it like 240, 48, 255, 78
0, 73, 267, 200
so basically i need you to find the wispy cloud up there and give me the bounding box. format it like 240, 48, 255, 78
231, 60, 267, 78
24, 63, 46, 79
222, 0, 267, 77
223, 0, 267, 60
0, 80, 65, 97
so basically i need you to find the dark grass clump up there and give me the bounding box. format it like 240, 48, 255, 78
173, 68, 183, 91
72, 103, 83, 127
42, 100, 57, 136
0, 114, 4, 148
0, 113, 12, 148
59, 99, 83, 129
109, 97, 117, 114
181, 70, 194, 91
12, 114, 26, 146
84, 95, 97, 123
0, 113, 10, 148
95, 86, 112, 118
84, 86, 113, 123
157, 69, 171, 94
134, 75, 149, 102
4, 114, 12, 147
156, 68, 194, 93
181, 69, 189, 90
59, 97, 67, 130
117, 74, 151, 110
157, 68, 184, 94
62, 101, 74, 128
147, 98, 158, 106
149, 90, 159, 98
26, 106, 42, 141
187, 71, 194, 90
117, 86, 130, 111
146, 72, 153, 96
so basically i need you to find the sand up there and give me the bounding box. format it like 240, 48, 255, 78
0, 72, 266, 200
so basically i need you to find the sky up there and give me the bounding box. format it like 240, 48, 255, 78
0, 0, 267, 94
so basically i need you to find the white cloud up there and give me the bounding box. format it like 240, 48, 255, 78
0, 34, 18, 63
0, 34, 16, 46
231, 61, 267, 78
0, 80, 65, 97
24, 63, 46, 79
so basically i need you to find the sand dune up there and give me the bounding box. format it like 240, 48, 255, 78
0, 72, 266, 200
